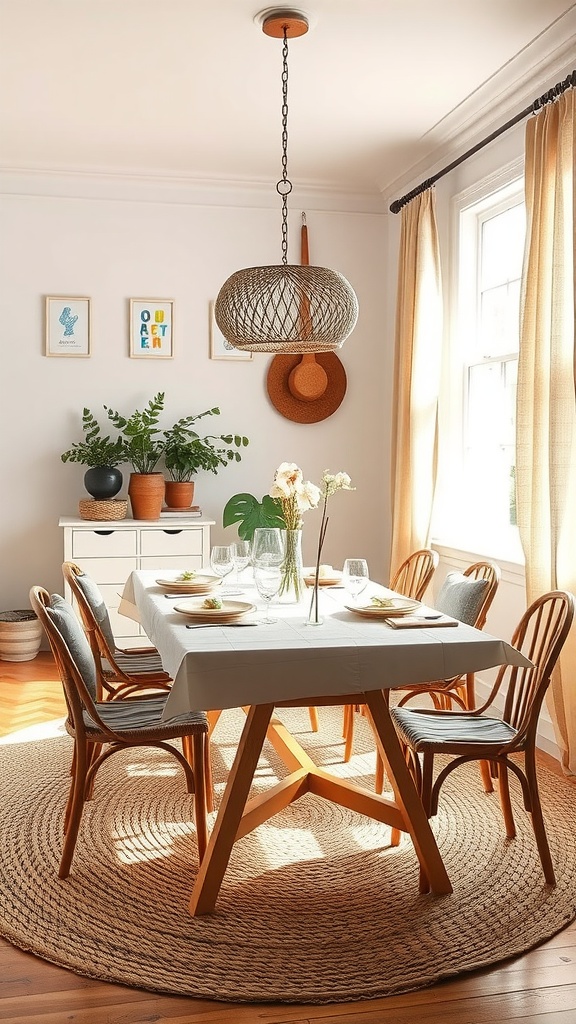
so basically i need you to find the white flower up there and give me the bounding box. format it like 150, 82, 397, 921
334, 472, 353, 490
296, 480, 321, 511
270, 463, 303, 500
322, 470, 354, 497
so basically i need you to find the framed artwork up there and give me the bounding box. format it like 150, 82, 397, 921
45, 296, 91, 357
210, 301, 253, 361
129, 298, 174, 359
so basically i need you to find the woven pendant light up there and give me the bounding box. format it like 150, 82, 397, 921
215, 9, 359, 355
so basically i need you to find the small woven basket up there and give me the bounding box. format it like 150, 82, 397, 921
79, 499, 128, 521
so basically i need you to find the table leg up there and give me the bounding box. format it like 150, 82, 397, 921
189, 702, 274, 916
364, 690, 452, 895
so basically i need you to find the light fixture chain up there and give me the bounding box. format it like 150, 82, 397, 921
276, 26, 293, 265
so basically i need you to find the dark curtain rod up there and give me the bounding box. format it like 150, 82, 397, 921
389, 69, 576, 214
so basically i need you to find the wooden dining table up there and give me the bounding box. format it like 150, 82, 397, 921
119, 570, 532, 916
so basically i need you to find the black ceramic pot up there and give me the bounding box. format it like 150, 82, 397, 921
84, 466, 123, 500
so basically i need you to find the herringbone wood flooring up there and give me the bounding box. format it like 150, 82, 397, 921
0, 653, 575, 1024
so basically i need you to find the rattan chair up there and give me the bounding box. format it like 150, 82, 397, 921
389, 548, 439, 603
342, 548, 439, 761
394, 560, 501, 712
391, 590, 574, 889
62, 561, 171, 699
30, 586, 209, 877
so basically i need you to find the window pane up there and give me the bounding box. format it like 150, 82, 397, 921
466, 360, 518, 529
480, 204, 525, 290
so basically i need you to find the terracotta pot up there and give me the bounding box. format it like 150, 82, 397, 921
128, 473, 165, 520
164, 480, 195, 510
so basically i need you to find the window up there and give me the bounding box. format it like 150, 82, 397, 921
434, 174, 525, 562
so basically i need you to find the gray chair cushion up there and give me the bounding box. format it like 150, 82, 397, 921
84, 697, 207, 733
435, 572, 489, 625
392, 706, 517, 752
74, 571, 115, 651
46, 594, 98, 699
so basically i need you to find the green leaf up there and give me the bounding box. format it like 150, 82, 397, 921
222, 493, 285, 541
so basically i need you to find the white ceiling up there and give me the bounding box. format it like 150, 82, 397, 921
1, 0, 575, 199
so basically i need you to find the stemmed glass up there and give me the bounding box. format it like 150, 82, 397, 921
342, 558, 370, 604
210, 545, 234, 593
231, 540, 251, 586
252, 529, 285, 624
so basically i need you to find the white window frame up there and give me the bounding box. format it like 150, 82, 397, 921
433, 158, 525, 565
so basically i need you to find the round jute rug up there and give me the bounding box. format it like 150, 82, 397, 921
1, 706, 575, 1004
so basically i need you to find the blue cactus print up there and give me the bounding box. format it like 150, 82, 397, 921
59, 306, 78, 337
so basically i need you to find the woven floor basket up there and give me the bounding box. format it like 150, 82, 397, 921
78, 499, 128, 521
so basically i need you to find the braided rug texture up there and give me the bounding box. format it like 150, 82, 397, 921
1, 705, 575, 1004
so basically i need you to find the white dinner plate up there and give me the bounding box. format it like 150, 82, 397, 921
345, 598, 420, 619
173, 599, 256, 622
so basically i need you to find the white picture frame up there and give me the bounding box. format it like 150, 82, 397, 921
45, 296, 91, 357
209, 301, 253, 361
129, 298, 174, 359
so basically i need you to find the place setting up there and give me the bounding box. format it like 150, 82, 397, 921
155, 571, 223, 598
172, 596, 259, 628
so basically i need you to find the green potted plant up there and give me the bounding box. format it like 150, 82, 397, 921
104, 392, 167, 520
163, 408, 250, 509
61, 408, 125, 499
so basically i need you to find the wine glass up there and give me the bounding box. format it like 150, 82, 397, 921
252, 529, 285, 623
210, 545, 234, 592
232, 540, 251, 585
342, 558, 369, 603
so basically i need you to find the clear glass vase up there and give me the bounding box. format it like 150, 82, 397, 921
278, 529, 305, 604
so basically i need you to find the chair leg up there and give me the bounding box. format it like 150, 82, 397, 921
524, 748, 556, 885
192, 733, 208, 862
464, 672, 476, 709
480, 759, 495, 793
374, 751, 385, 795
60, 741, 89, 878
497, 761, 516, 839
204, 733, 215, 814
417, 753, 434, 895
343, 705, 355, 762
308, 706, 319, 732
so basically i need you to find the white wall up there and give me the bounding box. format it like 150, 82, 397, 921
0, 177, 391, 610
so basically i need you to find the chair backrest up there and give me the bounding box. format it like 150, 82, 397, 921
29, 587, 108, 735
490, 590, 574, 747
462, 560, 501, 630
435, 560, 500, 628
62, 561, 117, 666
390, 549, 439, 602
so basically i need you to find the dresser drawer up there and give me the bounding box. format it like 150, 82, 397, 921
72, 529, 138, 558
140, 528, 204, 557
73, 556, 138, 585
140, 555, 204, 572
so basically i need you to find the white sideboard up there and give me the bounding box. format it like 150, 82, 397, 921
59, 516, 214, 646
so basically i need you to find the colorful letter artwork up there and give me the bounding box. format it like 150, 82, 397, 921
130, 300, 174, 358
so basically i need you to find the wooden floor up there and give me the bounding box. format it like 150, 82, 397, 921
1, 653, 575, 1024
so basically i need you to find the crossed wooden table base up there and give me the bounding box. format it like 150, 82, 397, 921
189, 689, 452, 916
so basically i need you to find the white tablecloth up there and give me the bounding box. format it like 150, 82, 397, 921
119, 570, 532, 719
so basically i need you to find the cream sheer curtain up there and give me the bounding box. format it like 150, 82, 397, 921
390, 189, 443, 577
516, 89, 576, 775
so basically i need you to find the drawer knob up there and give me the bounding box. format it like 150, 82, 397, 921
162, 529, 183, 535
94, 530, 115, 536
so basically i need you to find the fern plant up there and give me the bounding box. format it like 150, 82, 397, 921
104, 392, 166, 474
61, 408, 125, 468
163, 407, 249, 481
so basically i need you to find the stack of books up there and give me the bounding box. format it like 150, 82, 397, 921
159, 505, 203, 518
